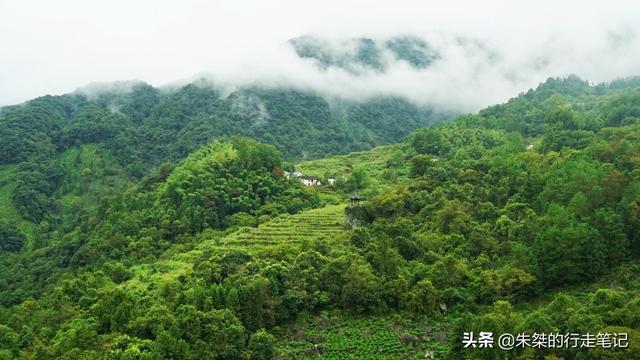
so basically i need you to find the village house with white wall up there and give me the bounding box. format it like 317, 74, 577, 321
284, 170, 336, 187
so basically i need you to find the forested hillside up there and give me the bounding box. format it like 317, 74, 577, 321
0, 81, 442, 168
1, 75, 640, 359
0, 81, 442, 236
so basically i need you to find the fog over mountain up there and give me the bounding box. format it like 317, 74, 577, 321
1, 0, 640, 111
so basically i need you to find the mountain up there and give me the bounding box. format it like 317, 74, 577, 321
289, 35, 440, 73
1, 75, 640, 359
0, 81, 447, 227
0, 81, 445, 167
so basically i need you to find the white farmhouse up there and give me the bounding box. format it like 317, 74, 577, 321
299, 175, 322, 186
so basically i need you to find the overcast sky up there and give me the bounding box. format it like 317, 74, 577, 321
1, 0, 640, 110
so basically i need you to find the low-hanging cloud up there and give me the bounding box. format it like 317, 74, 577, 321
185, 29, 640, 113
1, 0, 640, 112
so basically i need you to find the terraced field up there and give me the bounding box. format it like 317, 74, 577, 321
220, 203, 348, 249
124, 203, 349, 290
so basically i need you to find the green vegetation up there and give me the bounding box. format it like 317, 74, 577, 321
0, 165, 30, 231
0, 83, 442, 228
222, 204, 347, 251
120, 203, 347, 293
275, 314, 449, 359
297, 145, 410, 195
0, 75, 640, 359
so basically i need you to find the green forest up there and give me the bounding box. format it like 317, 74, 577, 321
1, 75, 640, 359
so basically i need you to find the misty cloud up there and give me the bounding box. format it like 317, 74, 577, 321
76, 80, 148, 101
229, 92, 271, 127
1, 0, 640, 112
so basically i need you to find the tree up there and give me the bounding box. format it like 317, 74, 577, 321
411, 127, 450, 155
406, 279, 439, 315
588, 326, 640, 359
533, 205, 605, 287
174, 305, 246, 359
0, 325, 18, 359
0, 221, 25, 253
237, 276, 272, 332
365, 188, 409, 220
478, 265, 535, 302
127, 304, 175, 340
91, 288, 137, 333
248, 329, 277, 360
345, 167, 368, 192
591, 208, 629, 266
152, 330, 189, 359
52, 318, 98, 356
342, 265, 380, 311
103, 334, 154, 360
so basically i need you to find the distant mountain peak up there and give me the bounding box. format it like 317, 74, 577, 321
288, 34, 440, 73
